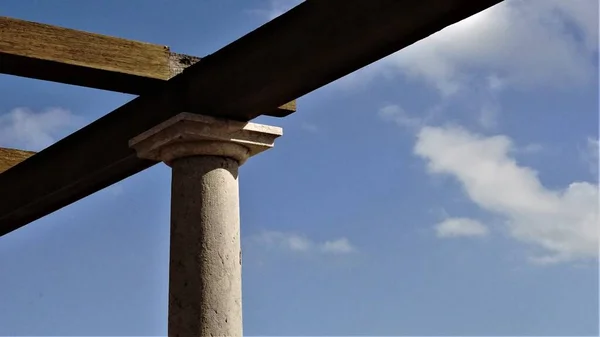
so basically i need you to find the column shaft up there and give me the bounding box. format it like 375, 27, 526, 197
168, 155, 243, 337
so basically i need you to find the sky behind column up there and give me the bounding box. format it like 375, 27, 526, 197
0, 0, 598, 335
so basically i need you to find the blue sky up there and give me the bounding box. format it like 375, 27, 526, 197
0, 0, 598, 335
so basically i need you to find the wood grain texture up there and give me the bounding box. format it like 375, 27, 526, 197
0, 16, 295, 116
0, 148, 35, 174
0, 0, 502, 237
0, 16, 169, 78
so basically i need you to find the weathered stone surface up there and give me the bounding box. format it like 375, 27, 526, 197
169, 156, 242, 337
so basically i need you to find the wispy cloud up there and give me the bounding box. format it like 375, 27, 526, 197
378, 104, 425, 131
248, 0, 303, 21
477, 105, 499, 130
372, 0, 597, 96
374, 1, 597, 129
300, 122, 319, 133
581, 137, 599, 177
435, 217, 489, 238
0, 107, 84, 151
105, 183, 125, 197
251, 0, 597, 99
320, 237, 356, 255
516, 143, 545, 155
247, 230, 357, 255
414, 125, 598, 264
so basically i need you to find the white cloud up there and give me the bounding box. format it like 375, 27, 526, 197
435, 217, 489, 238
0, 107, 84, 151
414, 125, 599, 264
374, 0, 598, 96
247, 230, 356, 255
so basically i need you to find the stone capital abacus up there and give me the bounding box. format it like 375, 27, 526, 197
128, 112, 283, 166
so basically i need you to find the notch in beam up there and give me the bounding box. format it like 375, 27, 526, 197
0, 16, 296, 116
0, 147, 35, 174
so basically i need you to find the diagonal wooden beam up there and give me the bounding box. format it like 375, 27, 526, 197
0, 16, 295, 116
0, 0, 503, 237
0, 147, 35, 174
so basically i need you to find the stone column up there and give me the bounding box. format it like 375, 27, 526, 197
129, 113, 282, 337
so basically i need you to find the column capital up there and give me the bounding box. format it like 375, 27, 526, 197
128, 113, 283, 166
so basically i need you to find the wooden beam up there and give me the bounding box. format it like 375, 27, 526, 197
0, 148, 35, 174
0, 0, 503, 237
0, 16, 295, 117
0, 16, 169, 91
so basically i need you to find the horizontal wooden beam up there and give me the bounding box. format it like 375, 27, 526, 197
0, 0, 503, 237
0, 148, 35, 174
0, 16, 295, 117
